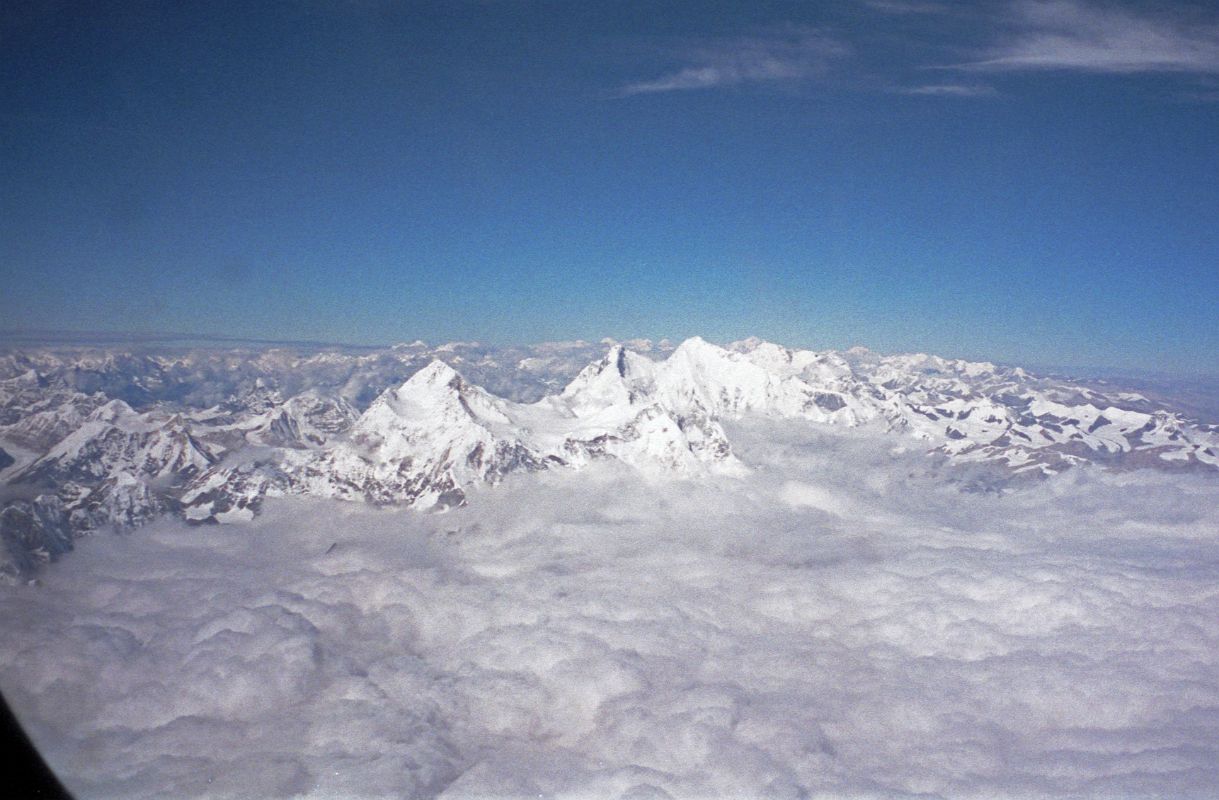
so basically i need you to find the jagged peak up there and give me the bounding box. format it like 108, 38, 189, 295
670, 336, 731, 363
88, 398, 138, 424
406, 359, 463, 389
357, 361, 466, 424
559, 346, 656, 415
565, 345, 648, 388
360, 358, 514, 431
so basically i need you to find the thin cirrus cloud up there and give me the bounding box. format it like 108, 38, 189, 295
860, 0, 951, 14
896, 83, 999, 96
615, 3, 1219, 99
617, 28, 850, 96
957, 0, 1219, 73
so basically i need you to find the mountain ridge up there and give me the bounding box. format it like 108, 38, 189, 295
3, 336, 1217, 581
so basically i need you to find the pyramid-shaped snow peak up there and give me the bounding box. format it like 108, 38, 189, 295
560, 345, 657, 417
348, 360, 517, 468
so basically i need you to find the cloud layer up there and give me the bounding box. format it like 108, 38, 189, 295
2, 421, 1219, 798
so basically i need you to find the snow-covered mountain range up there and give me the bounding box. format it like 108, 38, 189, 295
2, 337, 1216, 581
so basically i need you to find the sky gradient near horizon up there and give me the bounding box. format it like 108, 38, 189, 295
2, 1, 1218, 374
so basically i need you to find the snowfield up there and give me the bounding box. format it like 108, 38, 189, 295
2, 421, 1218, 799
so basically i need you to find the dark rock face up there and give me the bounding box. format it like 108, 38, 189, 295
814, 393, 847, 412
0, 496, 71, 582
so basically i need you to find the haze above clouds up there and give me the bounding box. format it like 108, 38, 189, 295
2, 422, 1217, 799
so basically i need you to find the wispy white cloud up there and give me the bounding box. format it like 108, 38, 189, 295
618, 28, 850, 96
860, 0, 950, 14
896, 82, 999, 96
617, 4, 1219, 99
958, 0, 1219, 73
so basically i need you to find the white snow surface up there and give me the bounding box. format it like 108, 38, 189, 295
2, 422, 1219, 799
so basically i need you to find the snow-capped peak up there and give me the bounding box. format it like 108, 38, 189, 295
560, 345, 656, 416
670, 335, 720, 359
404, 358, 462, 391
354, 361, 511, 447
88, 398, 138, 426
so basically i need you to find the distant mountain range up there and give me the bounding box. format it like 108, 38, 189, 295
3, 337, 1216, 581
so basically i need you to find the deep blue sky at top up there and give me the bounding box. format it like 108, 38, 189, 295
2, 0, 1217, 374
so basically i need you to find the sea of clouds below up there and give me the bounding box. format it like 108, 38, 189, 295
2, 420, 1219, 799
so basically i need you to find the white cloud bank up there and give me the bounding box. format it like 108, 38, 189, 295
2, 421, 1219, 798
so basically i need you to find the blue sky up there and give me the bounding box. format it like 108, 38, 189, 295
2, 0, 1218, 374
